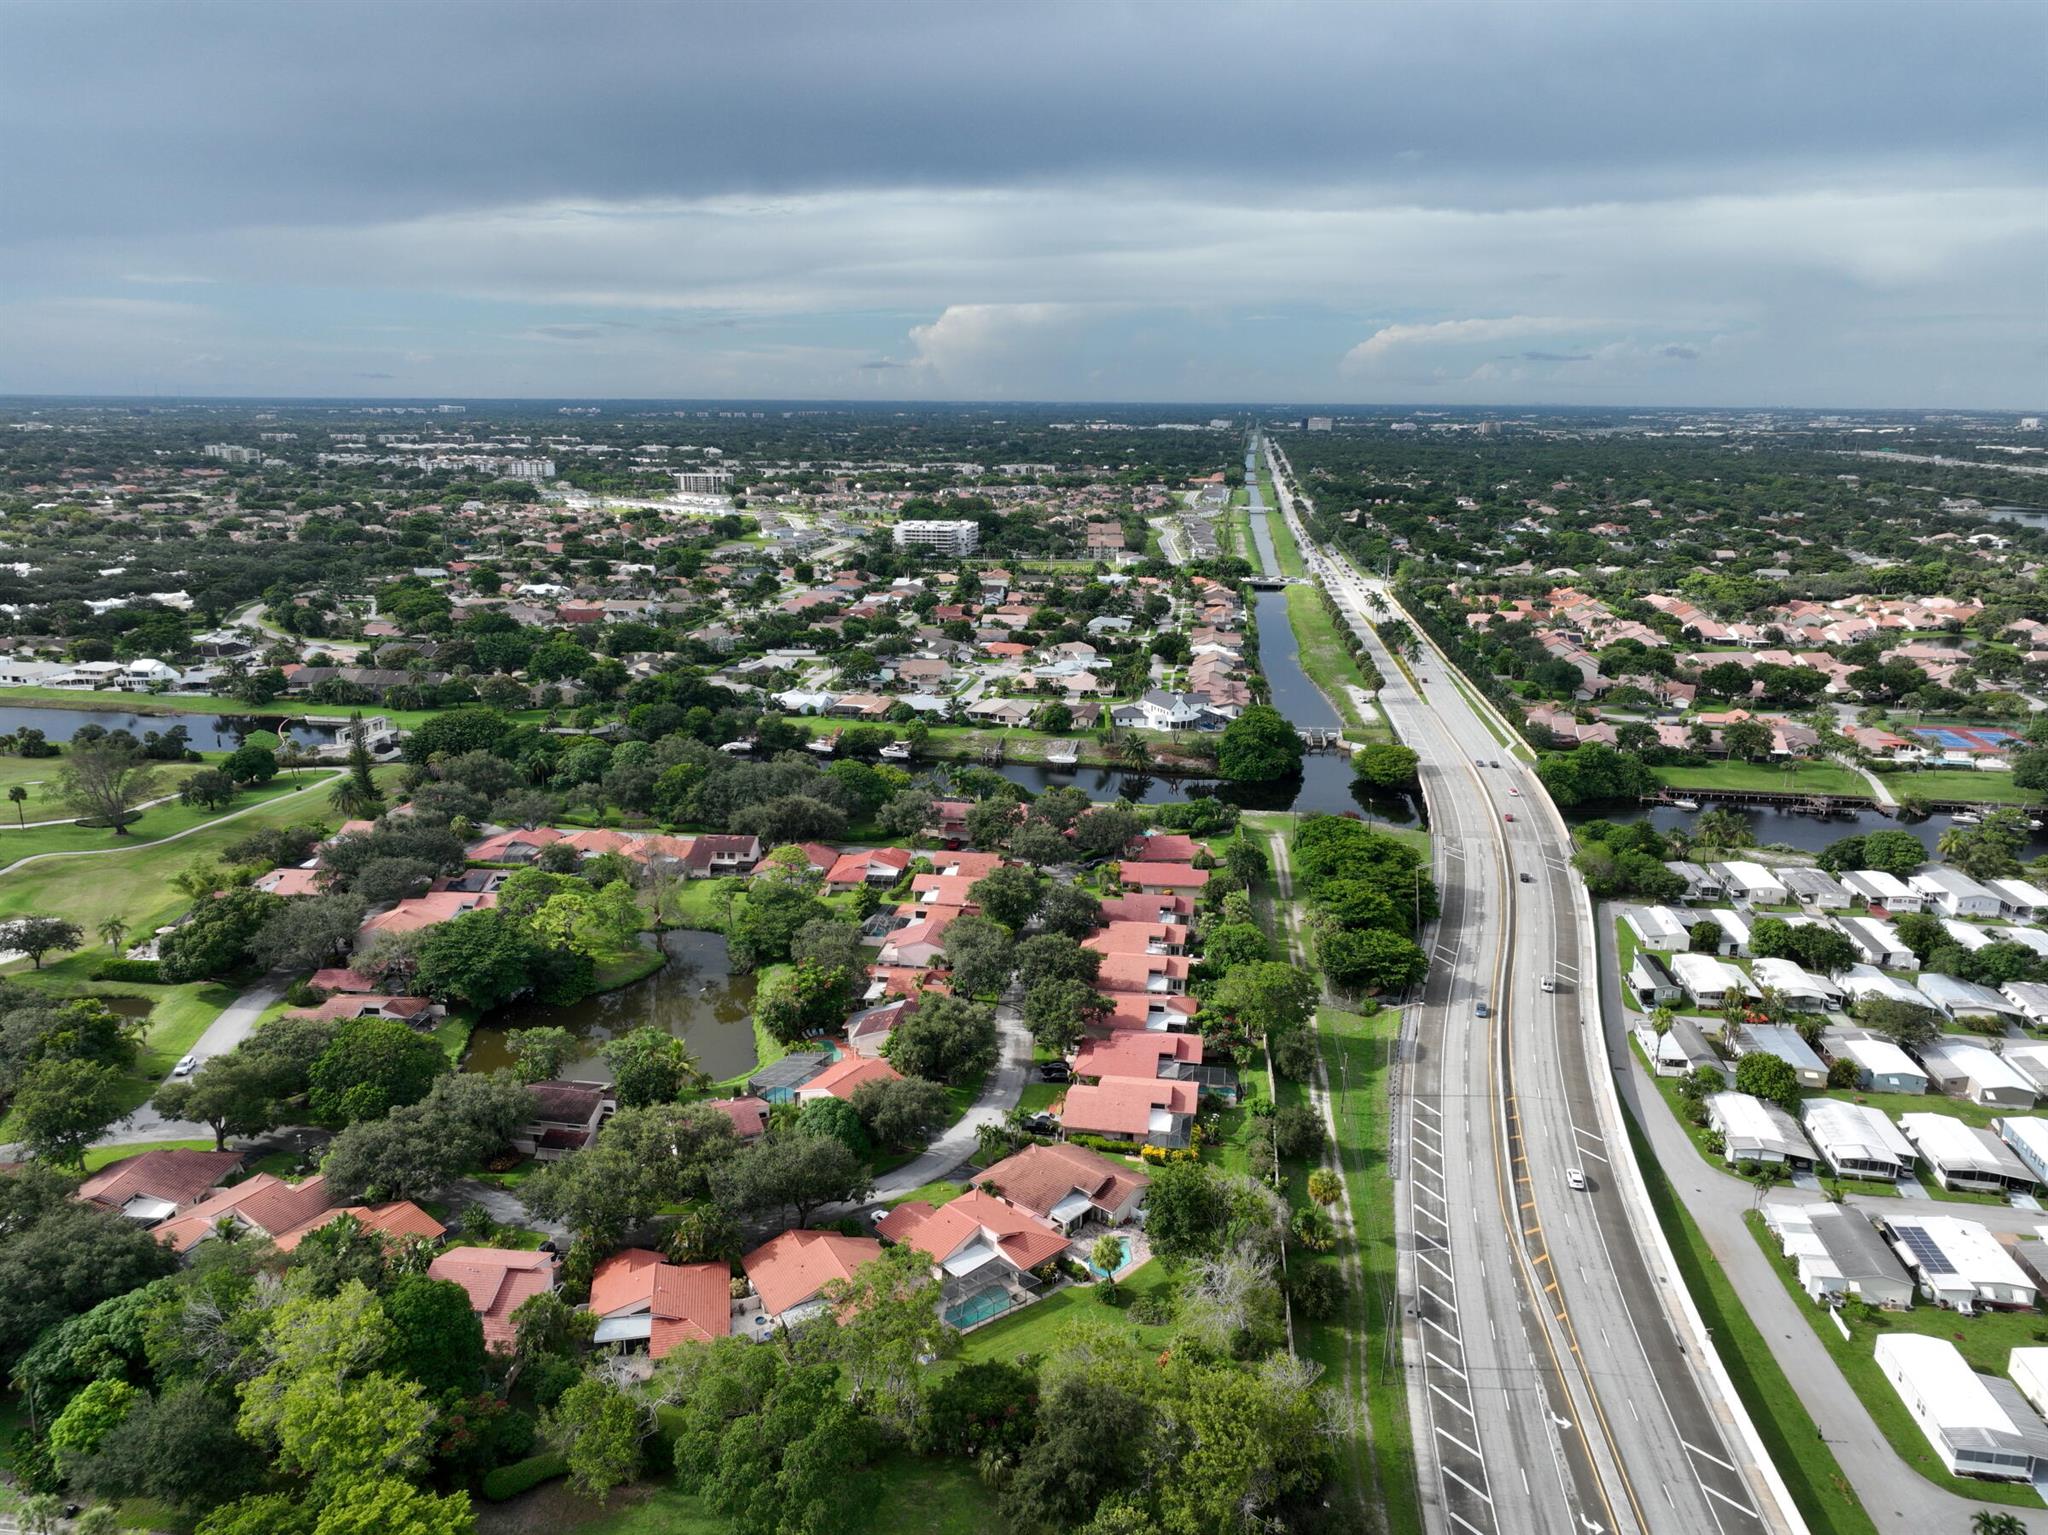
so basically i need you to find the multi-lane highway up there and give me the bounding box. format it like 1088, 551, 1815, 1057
1259, 437, 1799, 1535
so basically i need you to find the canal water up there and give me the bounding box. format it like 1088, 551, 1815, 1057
0, 704, 335, 752
991, 578, 1416, 825
1244, 444, 1282, 578
1564, 801, 2048, 858
464, 927, 761, 1083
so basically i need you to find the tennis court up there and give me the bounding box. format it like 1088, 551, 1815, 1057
1910, 725, 2018, 752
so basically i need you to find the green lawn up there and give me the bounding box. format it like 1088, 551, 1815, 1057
1282, 585, 1380, 738
558, 1453, 995, 1535
1652, 762, 1870, 797
956, 1259, 1178, 1364
1625, 1112, 1879, 1535
1313, 1004, 1422, 1535
1745, 1207, 2044, 1512
0, 771, 326, 864
0, 751, 235, 823
0, 687, 548, 733
1265, 499, 1308, 578
1882, 768, 2043, 806
885, 1179, 968, 1209
659, 878, 732, 931
0, 766, 396, 934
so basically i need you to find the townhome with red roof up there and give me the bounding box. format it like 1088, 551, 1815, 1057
1058, 1077, 1199, 1149
1083, 922, 1186, 957
977, 1141, 1150, 1232
1114, 861, 1210, 895
427, 1247, 559, 1351
741, 1228, 883, 1326
824, 846, 912, 890
587, 1248, 733, 1363
1094, 952, 1193, 996
878, 1190, 1069, 1323
795, 1055, 902, 1103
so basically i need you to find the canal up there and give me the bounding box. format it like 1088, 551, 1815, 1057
1244, 442, 1282, 579
465, 928, 761, 1083
0, 704, 338, 753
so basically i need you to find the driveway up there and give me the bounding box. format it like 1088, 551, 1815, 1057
869, 990, 1031, 1199
100, 971, 294, 1144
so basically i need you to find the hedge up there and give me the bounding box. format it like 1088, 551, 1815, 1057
480, 1450, 567, 1501
91, 959, 165, 984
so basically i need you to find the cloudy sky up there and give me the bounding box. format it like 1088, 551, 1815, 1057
2, 0, 2042, 406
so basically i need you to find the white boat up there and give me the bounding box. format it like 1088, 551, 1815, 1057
1950, 810, 1982, 825
879, 741, 913, 760
1670, 798, 1700, 811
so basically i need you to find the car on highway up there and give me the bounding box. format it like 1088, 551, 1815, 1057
1565, 1168, 1588, 1191
1474, 1001, 1490, 1019
173, 1054, 198, 1077
1507, 787, 1520, 796
1502, 812, 1515, 822
1518, 871, 1534, 883
1489, 759, 1500, 767
1541, 977, 1556, 993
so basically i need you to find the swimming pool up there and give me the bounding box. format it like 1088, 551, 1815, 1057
942, 1286, 1015, 1330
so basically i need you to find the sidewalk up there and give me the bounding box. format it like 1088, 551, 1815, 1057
1596, 917, 2014, 1533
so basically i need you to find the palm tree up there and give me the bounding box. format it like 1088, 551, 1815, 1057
328, 776, 379, 818
1971, 1511, 2027, 1535
1307, 1168, 1342, 1207
6, 783, 24, 827
97, 917, 128, 956
1114, 733, 1152, 771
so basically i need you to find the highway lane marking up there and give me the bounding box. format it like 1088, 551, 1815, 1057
1577, 1146, 1610, 1163
1431, 1383, 1477, 1419
1413, 1098, 1441, 1119
1446, 1509, 1492, 1535
1703, 1481, 1760, 1518
1683, 1438, 1739, 1474
1419, 1281, 1453, 1312
1423, 1317, 1466, 1348
1440, 1467, 1495, 1506
1427, 1350, 1468, 1379
1417, 1253, 1455, 1283
1436, 1425, 1484, 1460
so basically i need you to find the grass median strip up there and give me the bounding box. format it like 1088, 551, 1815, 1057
1622, 1107, 1879, 1535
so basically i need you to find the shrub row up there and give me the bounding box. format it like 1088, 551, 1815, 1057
480, 1450, 568, 1502
90, 959, 164, 983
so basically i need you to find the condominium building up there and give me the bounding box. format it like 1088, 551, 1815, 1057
891, 519, 981, 557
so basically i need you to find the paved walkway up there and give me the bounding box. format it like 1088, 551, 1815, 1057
1595, 915, 2027, 1533
868, 991, 1031, 1199
97, 972, 294, 1145
0, 769, 343, 878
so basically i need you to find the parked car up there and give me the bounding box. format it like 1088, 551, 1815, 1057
1037, 1061, 1072, 1082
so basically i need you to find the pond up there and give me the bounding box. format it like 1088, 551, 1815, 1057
0, 704, 337, 753
464, 928, 761, 1083
1565, 800, 2048, 858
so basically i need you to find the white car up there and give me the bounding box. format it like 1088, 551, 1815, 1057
1508, 786, 1521, 796
172, 1054, 198, 1077
1540, 977, 1556, 994
1565, 1168, 1588, 1191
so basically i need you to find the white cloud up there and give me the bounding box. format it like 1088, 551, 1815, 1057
1341, 315, 1588, 370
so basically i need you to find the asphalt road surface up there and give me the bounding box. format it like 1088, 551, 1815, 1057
1264, 437, 1792, 1535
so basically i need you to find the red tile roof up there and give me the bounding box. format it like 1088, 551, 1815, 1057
152, 1173, 338, 1254
700, 1096, 771, 1141
76, 1148, 242, 1215
978, 1141, 1149, 1222
876, 1189, 1069, 1274
1073, 1031, 1203, 1081
589, 1248, 732, 1357
1115, 862, 1210, 890
1058, 1079, 1198, 1138
742, 1229, 882, 1317
797, 1056, 901, 1102
426, 1246, 557, 1351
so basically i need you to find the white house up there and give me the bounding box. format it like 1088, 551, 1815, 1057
1802, 1099, 1917, 1181
1780, 867, 1852, 910
1713, 860, 1790, 905
1998, 1117, 2048, 1186
2011, 1348, 2048, 1425
1823, 1032, 1928, 1095
1762, 1203, 1915, 1308
1898, 1113, 2037, 1192
1706, 1092, 1816, 1168
1663, 860, 1723, 901
1736, 1022, 1828, 1088
1838, 964, 1928, 1009
1993, 927, 2048, 959
1639, 1016, 1721, 1078
1911, 867, 2003, 919
1880, 1214, 2040, 1309
1986, 878, 2048, 922
122, 659, 180, 686
1875, 1334, 2048, 1479
1939, 919, 1996, 954
1700, 907, 1752, 956
1670, 953, 1757, 1009
2002, 982, 2048, 1029
1749, 957, 1843, 1010
1621, 905, 1691, 954
1913, 1039, 2036, 1107
1841, 869, 1924, 912
1837, 917, 1918, 971
1917, 973, 2025, 1027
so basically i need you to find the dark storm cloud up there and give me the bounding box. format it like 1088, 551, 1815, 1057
1, 0, 2039, 240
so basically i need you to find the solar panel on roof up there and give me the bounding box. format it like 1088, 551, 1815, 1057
1895, 1224, 1956, 1276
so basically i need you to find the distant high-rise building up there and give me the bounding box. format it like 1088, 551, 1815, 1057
202, 443, 258, 463
505, 458, 555, 480
892, 519, 980, 557
2021, 417, 2043, 431
675, 470, 734, 494
1305, 416, 1334, 432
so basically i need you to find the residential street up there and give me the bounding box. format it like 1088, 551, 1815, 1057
869, 992, 1031, 1199
1595, 918, 2021, 1532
